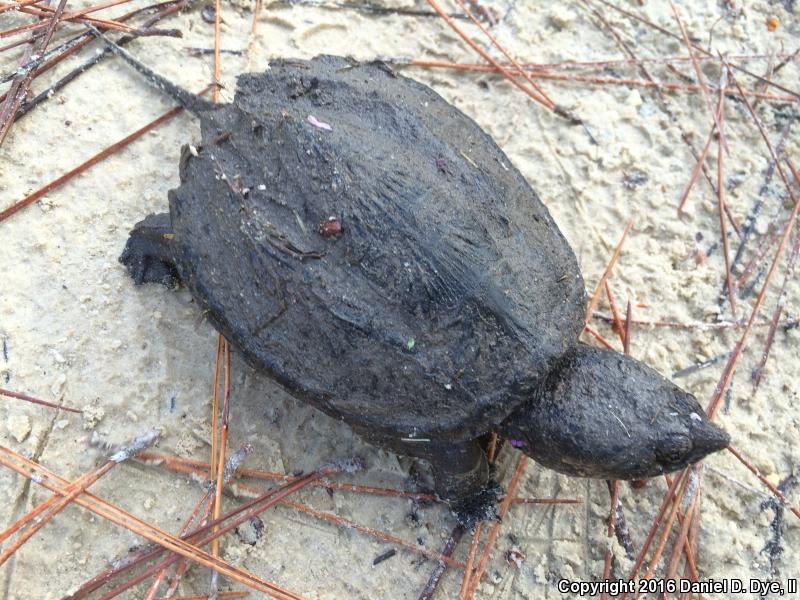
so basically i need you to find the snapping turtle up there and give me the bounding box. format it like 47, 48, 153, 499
117, 53, 728, 521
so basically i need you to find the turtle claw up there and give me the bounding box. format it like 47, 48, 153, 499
120, 245, 179, 287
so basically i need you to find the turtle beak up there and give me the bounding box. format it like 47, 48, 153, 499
689, 415, 730, 460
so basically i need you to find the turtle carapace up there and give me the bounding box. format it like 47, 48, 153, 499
119, 55, 729, 524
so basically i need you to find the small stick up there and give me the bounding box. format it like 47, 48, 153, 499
0, 447, 308, 599
605, 282, 626, 347
664, 486, 701, 584
251, 0, 262, 35
423, 0, 553, 109
705, 68, 800, 419
584, 221, 634, 326
209, 334, 224, 480
750, 229, 800, 397
705, 464, 769, 498
263, 0, 468, 19
670, 1, 728, 154
0, 431, 159, 566
0, 0, 187, 91
600, 480, 619, 600
714, 66, 736, 317
143, 445, 252, 600
676, 77, 725, 215
676, 125, 715, 216
451, 0, 554, 107
4, 10, 138, 36
0, 100, 190, 223
582, 0, 729, 214
403, 59, 795, 102
170, 593, 249, 600
593, 0, 800, 100
606, 479, 635, 560
583, 325, 616, 350
410, 53, 789, 72
596, 313, 744, 331
464, 456, 528, 598
97, 467, 336, 600
210, 336, 223, 484
137, 450, 577, 505
683, 497, 703, 595
623, 301, 632, 355
632, 471, 695, 600
618, 472, 687, 600
280, 498, 465, 569
459, 522, 483, 599
486, 431, 498, 463
90, 26, 216, 114
0, 0, 68, 146
730, 113, 796, 279
76, 446, 252, 600
509, 497, 580, 505
212, 0, 221, 102
728, 446, 800, 520
0, 0, 41, 14
0, 387, 81, 413
210, 339, 232, 596
672, 352, 731, 379
417, 525, 464, 600
1, 0, 139, 37
24, 0, 135, 18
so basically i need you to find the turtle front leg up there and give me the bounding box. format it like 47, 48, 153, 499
119, 213, 181, 287
408, 439, 499, 527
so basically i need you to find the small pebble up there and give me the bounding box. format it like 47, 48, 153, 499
201, 3, 215, 23
236, 516, 265, 545
550, 6, 576, 29
7, 413, 32, 443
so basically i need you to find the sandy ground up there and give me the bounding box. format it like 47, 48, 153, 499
1, 0, 799, 598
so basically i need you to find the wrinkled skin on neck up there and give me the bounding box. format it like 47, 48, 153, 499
499, 344, 729, 480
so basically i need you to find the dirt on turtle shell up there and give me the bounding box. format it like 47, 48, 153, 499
1, 1, 798, 599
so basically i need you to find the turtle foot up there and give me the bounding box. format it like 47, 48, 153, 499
411, 438, 500, 528
119, 213, 180, 287
449, 479, 503, 529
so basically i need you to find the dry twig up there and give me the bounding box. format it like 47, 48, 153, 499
0, 387, 81, 413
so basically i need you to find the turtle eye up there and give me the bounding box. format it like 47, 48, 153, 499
655, 435, 692, 466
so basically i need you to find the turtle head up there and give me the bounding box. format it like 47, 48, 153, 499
498, 344, 729, 480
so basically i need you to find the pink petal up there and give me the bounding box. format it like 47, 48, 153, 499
307, 115, 332, 131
